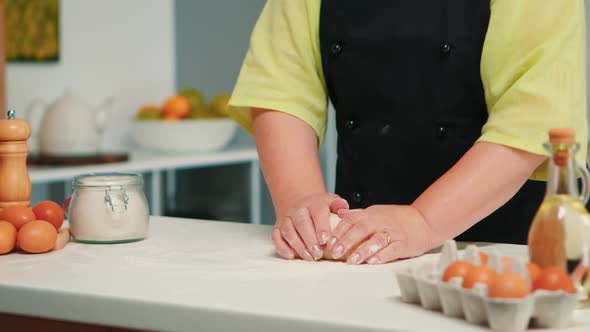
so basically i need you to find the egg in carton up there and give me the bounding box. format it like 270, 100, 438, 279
394, 240, 582, 331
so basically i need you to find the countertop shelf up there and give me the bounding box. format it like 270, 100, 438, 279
27, 145, 261, 223
28, 145, 258, 183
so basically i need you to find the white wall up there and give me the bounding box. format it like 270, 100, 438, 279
6, 0, 176, 152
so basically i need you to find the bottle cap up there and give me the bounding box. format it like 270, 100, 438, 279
549, 128, 575, 144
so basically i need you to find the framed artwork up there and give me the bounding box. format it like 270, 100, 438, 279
4, 0, 59, 62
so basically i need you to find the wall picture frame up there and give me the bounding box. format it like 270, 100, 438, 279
4, 0, 60, 63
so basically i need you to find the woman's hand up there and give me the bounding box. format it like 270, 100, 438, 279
272, 194, 349, 261
326, 205, 437, 265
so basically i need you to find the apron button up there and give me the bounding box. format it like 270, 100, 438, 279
352, 192, 363, 203
440, 42, 452, 55
380, 124, 391, 136
331, 42, 344, 55
345, 119, 356, 129
437, 125, 448, 138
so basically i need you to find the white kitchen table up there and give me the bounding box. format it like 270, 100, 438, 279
0, 217, 589, 332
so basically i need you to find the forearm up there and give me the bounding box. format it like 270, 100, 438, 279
252, 108, 327, 217
412, 141, 547, 246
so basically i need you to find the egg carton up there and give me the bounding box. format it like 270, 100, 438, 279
394, 240, 580, 332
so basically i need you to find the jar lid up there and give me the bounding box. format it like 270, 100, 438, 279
73, 172, 144, 187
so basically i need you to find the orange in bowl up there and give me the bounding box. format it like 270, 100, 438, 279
163, 95, 191, 118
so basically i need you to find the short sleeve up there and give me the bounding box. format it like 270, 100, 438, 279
228, 0, 328, 144
478, 0, 588, 180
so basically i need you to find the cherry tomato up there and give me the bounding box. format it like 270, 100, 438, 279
33, 201, 64, 231
0, 206, 36, 230
533, 267, 576, 294
442, 260, 474, 282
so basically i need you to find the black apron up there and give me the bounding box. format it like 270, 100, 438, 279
319, 0, 546, 245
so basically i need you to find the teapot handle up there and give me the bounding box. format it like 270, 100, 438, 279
96, 97, 114, 133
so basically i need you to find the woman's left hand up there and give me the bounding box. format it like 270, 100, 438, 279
326, 205, 438, 265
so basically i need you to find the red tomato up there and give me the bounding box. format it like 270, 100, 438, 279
489, 272, 531, 298
462, 265, 497, 289
533, 267, 576, 294
0, 206, 36, 230
442, 260, 474, 282
33, 201, 64, 231
62, 196, 72, 213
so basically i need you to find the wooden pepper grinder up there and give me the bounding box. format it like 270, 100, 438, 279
0, 110, 32, 208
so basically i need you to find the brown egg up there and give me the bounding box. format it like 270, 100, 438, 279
18, 220, 57, 254
0, 206, 36, 230
0, 220, 17, 254
489, 272, 531, 298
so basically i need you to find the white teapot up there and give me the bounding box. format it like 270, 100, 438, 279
26, 90, 113, 156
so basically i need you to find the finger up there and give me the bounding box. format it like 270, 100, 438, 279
367, 241, 406, 265
280, 217, 315, 261
307, 203, 332, 246
326, 214, 355, 251
329, 198, 349, 214
290, 208, 323, 260
271, 228, 295, 259
327, 208, 365, 249
330, 216, 374, 260
346, 231, 390, 265
337, 208, 362, 219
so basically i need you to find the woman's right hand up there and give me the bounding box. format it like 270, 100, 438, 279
272, 194, 349, 261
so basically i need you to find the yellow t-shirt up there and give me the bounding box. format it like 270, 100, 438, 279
229, 0, 588, 180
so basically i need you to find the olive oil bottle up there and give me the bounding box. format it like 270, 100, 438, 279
528, 128, 590, 304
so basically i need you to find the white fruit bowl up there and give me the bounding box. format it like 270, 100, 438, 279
131, 118, 238, 153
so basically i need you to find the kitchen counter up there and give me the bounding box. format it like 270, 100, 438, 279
0, 217, 589, 332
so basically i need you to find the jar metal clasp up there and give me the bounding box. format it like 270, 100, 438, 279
104, 186, 129, 212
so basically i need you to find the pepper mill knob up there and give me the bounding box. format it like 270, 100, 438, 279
0, 110, 32, 208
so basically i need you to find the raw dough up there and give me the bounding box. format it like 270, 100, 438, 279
323, 213, 356, 260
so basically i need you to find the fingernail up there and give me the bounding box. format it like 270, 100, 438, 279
367, 256, 380, 265
327, 237, 337, 248
303, 250, 314, 261
312, 245, 323, 259
348, 252, 361, 265
319, 232, 329, 245
332, 244, 344, 258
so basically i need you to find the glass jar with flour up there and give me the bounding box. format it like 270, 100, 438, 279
68, 172, 150, 243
